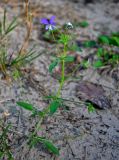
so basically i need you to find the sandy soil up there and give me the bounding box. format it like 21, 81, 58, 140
0, 0, 119, 160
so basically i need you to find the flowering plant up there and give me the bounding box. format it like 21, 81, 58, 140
40, 16, 56, 30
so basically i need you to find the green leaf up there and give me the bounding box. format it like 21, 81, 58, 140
98, 34, 119, 46
112, 54, 119, 61
98, 35, 110, 45
49, 59, 59, 73
93, 60, 103, 68
111, 32, 119, 37
0, 151, 4, 159
97, 48, 104, 57
17, 101, 34, 111
50, 100, 60, 115
64, 55, 75, 62
87, 103, 95, 113
82, 60, 90, 68
42, 139, 59, 155
58, 34, 71, 45
11, 49, 38, 66
109, 54, 119, 65
79, 21, 89, 28
83, 40, 97, 48
110, 36, 119, 46
30, 136, 59, 155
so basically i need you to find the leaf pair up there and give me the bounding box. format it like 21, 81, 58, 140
72, 21, 89, 28
98, 35, 119, 46
93, 47, 119, 68
16, 101, 43, 117
49, 55, 75, 73
30, 136, 59, 155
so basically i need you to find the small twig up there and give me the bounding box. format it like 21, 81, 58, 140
0, 99, 15, 104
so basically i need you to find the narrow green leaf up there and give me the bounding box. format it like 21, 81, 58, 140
97, 48, 103, 57
110, 36, 119, 46
50, 100, 60, 115
93, 60, 103, 68
5, 24, 18, 35
49, 59, 59, 73
42, 139, 59, 155
64, 55, 75, 62
5, 17, 18, 35
11, 50, 36, 66
82, 60, 90, 68
30, 136, 59, 155
98, 35, 110, 45
17, 101, 34, 111
79, 21, 89, 28
83, 40, 97, 48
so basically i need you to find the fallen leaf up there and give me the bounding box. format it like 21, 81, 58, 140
76, 81, 111, 109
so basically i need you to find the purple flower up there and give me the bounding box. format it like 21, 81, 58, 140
40, 16, 56, 30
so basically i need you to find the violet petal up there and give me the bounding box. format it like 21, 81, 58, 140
49, 16, 56, 25
40, 18, 49, 25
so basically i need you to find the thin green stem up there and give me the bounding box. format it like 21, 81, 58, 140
56, 44, 67, 97
29, 103, 51, 139
56, 59, 65, 97
51, 30, 55, 42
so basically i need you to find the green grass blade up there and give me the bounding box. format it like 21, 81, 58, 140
3, 9, 6, 32
17, 101, 34, 111
5, 17, 18, 35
